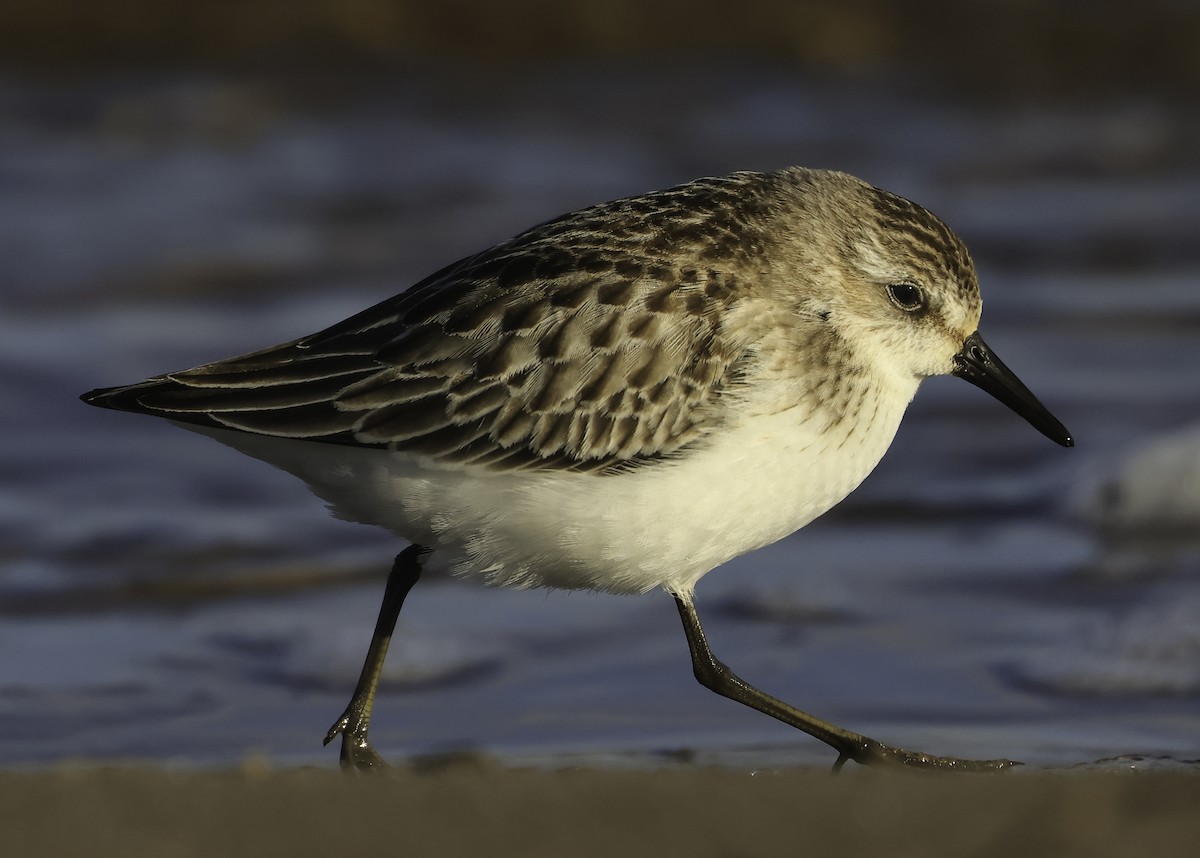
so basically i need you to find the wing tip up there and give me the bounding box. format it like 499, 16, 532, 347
81, 378, 179, 416
81, 383, 136, 410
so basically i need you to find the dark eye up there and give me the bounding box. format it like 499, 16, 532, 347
886, 282, 925, 312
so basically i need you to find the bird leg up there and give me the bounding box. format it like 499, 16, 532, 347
324, 544, 424, 771
673, 593, 1018, 772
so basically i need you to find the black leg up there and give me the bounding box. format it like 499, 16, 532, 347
673, 592, 1018, 772
324, 544, 425, 771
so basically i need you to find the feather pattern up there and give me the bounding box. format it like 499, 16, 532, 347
82, 172, 805, 473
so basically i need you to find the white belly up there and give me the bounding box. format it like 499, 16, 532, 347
181, 379, 912, 596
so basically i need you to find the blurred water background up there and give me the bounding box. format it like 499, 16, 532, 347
2, 1, 1199, 770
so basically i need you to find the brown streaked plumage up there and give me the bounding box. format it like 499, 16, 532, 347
82, 167, 1072, 773
87, 171, 791, 471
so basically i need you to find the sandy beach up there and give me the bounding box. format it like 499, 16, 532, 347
3, 758, 1198, 858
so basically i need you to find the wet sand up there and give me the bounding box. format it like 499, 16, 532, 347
4, 759, 1197, 857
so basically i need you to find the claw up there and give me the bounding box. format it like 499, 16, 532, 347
323, 715, 350, 747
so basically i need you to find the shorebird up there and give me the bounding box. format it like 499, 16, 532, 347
83, 167, 1073, 771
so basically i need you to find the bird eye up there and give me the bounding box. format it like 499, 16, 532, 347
886, 282, 925, 312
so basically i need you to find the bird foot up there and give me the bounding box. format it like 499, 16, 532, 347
832, 735, 1020, 773
324, 709, 389, 772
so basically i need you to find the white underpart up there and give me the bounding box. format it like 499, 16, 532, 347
179, 370, 916, 597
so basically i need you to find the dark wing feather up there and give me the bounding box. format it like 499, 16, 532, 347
83, 172, 778, 472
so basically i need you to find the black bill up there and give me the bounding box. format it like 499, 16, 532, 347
952, 331, 1074, 447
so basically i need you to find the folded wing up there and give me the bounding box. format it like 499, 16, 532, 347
85, 212, 752, 474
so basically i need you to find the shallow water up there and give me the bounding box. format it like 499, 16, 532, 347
2, 68, 1198, 769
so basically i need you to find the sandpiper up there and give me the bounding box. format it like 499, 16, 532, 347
83, 167, 1073, 771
